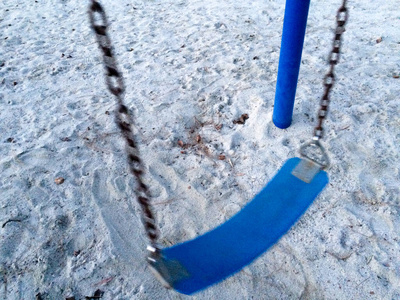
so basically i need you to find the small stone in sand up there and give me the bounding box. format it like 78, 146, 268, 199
55, 177, 65, 185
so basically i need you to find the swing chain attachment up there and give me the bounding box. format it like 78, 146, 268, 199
88, 0, 160, 251
313, 1, 348, 141
302, 0, 348, 169
299, 139, 330, 169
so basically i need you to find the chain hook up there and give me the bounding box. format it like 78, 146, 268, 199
299, 139, 330, 169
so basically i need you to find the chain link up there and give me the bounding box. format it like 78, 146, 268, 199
313, 0, 348, 140
88, 0, 159, 250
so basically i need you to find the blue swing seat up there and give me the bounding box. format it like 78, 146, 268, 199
149, 157, 328, 295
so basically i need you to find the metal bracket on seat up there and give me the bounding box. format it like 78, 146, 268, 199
147, 246, 190, 289
291, 158, 322, 183
292, 139, 330, 183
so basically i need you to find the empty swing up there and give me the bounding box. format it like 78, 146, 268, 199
88, 0, 348, 295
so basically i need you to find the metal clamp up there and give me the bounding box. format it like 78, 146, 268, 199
147, 246, 191, 289
299, 137, 330, 169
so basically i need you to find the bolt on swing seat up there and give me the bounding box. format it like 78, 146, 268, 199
148, 157, 328, 295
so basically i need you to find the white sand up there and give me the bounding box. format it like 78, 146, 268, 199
1, 0, 399, 299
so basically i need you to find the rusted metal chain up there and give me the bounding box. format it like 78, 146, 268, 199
313, 0, 348, 140
88, 0, 159, 250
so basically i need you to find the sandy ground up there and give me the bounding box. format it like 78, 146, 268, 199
1, 0, 399, 299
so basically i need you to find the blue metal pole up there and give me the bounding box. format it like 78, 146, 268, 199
273, 0, 311, 129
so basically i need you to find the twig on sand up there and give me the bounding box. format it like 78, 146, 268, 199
227, 157, 234, 168
94, 277, 114, 287
326, 250, 353, 261
2, 218, 27, 228
356, 276, 371, 287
